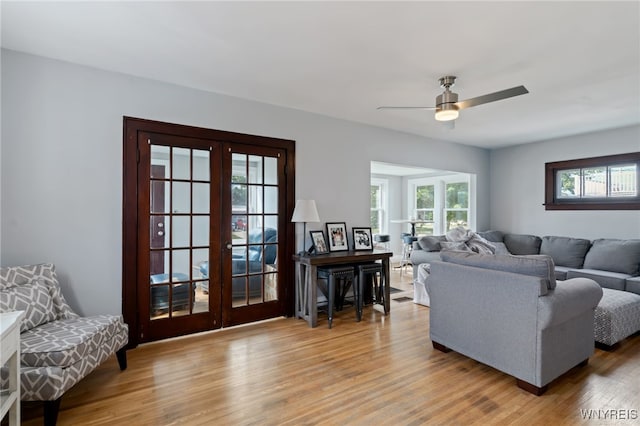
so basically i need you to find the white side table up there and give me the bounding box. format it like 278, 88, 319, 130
1, 311, 25, 426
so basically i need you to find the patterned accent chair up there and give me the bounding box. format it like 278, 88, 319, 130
0, 263, 128, 426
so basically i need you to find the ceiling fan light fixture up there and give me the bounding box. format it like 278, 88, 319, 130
377, 75, 528, 124
435, 105, 459, 121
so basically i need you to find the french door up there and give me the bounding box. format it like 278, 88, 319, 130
123, 117, 295, 346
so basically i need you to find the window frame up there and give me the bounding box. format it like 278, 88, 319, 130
443, 179, 471, 232
370, 178, 389, 235
408, 173, 473, 235
545, 152, 640, 210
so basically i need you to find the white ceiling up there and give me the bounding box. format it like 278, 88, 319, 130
2, 1, 639, 149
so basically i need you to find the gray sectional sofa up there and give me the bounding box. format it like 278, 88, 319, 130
410, 231, 640, 295
413, 230, 640, 350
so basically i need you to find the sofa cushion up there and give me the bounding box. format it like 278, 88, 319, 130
440, 251, 556, 290
583, 239, 640, 275
20, 315, 125, 368
409, 250, 442, 267
493, 242, 511, 255
503, 234, 542, 255
417, 235, 446, 251
0, 279, 56, 332
477, 230, 504, 243
626, 277, 640, 295
566, 269, 629, 291
540, 236, 591, 269
440, 241, 471, 251
553, 266, 571, 281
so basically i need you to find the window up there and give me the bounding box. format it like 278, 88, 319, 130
545, 152, 640, 210
444, 181, 469, 231
371, 178, 388, 235
415, 184, 435, 235
408, 174, 473, 235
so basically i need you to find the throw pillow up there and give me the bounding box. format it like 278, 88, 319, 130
493, 242, 511, 255
540, 236, 591, 269
583, 239, 640, 275
0, 279, 56, 332
467, 234, 496, 254
417, 235, 446, 252
477, 230, 504, 243
446, 226, 471, 242
503, 234, 542, 255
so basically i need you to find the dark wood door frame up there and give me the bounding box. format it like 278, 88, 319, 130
123, 117, 296, 348
149, 164, 166, 276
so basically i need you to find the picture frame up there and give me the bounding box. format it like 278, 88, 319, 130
309, 230, 329, 255
352, 227, 373, 251
326, 222, 349, 252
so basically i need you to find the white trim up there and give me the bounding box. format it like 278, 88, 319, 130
407, 173, 474, 235
371, 177, 389, 234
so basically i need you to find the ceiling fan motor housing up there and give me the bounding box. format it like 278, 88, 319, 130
436, 90, 458, 108
437, 75, 459, 110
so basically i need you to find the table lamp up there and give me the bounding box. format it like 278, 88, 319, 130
291, 199, 320, 254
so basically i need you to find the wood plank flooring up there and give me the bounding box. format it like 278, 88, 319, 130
21, 268, 640, 425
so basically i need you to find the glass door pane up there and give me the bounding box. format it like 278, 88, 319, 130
229, 152, 279, 308
149, 145, 210, 320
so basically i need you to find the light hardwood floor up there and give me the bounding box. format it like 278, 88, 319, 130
23, 267, 640, 425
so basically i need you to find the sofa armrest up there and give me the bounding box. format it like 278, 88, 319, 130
537, 278, 603, 329
410, 250, 441, 266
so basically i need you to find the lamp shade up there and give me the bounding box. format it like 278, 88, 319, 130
435, 105, 459, 121
291, 199, 320, 223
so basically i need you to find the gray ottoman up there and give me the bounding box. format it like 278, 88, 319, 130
594, 288, 640, 347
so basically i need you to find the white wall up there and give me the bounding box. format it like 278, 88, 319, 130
490, 125, 640, 239
1, 49, 491, 316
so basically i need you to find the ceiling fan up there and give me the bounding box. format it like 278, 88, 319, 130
377, 76, 529, 122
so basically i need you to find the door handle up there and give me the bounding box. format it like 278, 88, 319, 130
158, 231, 164, 236
226, 243, 233, 250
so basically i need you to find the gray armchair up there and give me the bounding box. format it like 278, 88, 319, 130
425, 251, 603, 395
199, 227, 277, 298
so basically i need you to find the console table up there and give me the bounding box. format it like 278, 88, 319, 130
293, 250, 392, 327
1, 311, 25, 426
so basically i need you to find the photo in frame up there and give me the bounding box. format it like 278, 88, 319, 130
352, 227, 373, 250
309, 230, 329, 254
326, 222, 349, 252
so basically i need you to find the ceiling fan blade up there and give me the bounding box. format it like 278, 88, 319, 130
377, 106, 436, 110
455, 85, 528, 110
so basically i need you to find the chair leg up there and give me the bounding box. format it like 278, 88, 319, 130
356, 273, 363, 321
44, 398, 62, 426
379, 270, 387, 314
116, 347, 128, 370
373, 273, 381, 305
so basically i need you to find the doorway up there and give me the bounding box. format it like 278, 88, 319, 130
123, 117, 295, 346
